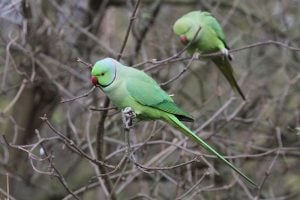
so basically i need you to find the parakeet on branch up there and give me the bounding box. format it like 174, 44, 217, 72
173, 11, 246, 100
91, 58, 256, 186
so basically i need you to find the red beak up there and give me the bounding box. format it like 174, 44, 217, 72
180, 35, 187, 44
91, 76, 98, 85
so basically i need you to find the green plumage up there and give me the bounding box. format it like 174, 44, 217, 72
91, 58, 256, 187
173, 11, 246, 100
126, 77, 193, 121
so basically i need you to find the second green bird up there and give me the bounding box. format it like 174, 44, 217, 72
173, 11, 246, 100
91, 58, 256, 186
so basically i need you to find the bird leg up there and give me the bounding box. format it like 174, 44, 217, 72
122, 107, 137, 131
122, 107, 138, 161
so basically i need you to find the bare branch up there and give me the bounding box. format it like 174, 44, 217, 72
61, 86, 96, 103
40, 115, 115, 169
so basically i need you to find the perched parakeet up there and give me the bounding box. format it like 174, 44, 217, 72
91, 58, 256, 186
173, 11, 246, 100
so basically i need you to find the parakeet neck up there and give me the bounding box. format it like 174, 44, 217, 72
100, 63, 117, 88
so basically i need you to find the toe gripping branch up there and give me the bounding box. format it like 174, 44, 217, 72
121, 107, 137, 131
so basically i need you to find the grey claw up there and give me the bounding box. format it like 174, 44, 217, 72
122, 107, 136, 130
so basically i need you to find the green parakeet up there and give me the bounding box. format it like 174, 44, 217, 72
173, 11, 246, 100
91, 58, 256, 186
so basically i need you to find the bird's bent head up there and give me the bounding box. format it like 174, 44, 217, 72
91, 58, 117, 88
173, 17, 193, 45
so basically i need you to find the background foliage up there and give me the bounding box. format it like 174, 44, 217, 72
0, 0, 299, 199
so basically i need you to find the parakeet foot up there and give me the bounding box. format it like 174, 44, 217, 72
122, 107, 137, 130
221, 48, 233, 60
221, 48, 229, 56
193, 52, 201, 60
221, 48, 228, 60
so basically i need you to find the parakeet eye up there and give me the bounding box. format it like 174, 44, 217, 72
91, 76, 98, 85
180, 35, 188, 44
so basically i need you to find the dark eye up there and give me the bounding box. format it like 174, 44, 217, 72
101, 72, 105, 76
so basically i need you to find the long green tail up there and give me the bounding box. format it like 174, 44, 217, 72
212, 57, 246, 100
166, 114, 257, 187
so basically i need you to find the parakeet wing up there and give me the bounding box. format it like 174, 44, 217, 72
126, 77, 193, 121
201, 12, 226, 43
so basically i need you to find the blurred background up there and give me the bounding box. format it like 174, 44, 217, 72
0, 0, 299, 199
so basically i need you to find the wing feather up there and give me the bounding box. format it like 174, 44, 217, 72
126, 76, 193, 121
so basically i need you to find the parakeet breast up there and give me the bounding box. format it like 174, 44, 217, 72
101, 67, 166, 121
102, 78, 132, 109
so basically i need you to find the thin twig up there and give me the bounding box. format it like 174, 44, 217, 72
110, 111, 132, 195
89, 106, 117, 111
117, 0, 141, 61
160, 55, 196, 86
254, 152, 279, 200
3, 79, 27, 114
195, 97, 236, 134
0, 186, 16, 200
48, 0, 117, 57
2, 32, 19, 91
197, 40, 300, 60
61, 86, 96, 103
254, 127, 283, 199
62, 181, 101, 200
6, 173, 9, 200
176, 170, 209, 200
96, 98, 114, 199
134, 39, 300, 72
40, 115, 115, 169
85, 112, 110, 197
76, 57, 93, 69
4, 130, 80, 200
133, 157, 199, 171
39, 141, 80, 200
130, 0, 162, 64
116, 139, 185, 194
143, 25, 202, 72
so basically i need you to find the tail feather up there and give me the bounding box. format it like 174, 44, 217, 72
166, 114, 257, 187
212, 57, 246, 100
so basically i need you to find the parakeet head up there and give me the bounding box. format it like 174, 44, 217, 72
91, 58, 117, 87
173, 17, 193, 45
